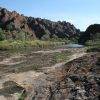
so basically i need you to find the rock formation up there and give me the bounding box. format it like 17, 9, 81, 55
0, 7, 80, 40
25, 53, 100, 100
78, 24, 100, 44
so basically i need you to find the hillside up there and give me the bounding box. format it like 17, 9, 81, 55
78, 24, 100, 45
0, 7, 80, 41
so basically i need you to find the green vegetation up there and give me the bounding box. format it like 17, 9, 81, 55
54, 51, 71, 62
82, 31, 100, 52
0, 40, 65, 51
0, 28, 5, 41
49, 36, 79, 44
18, 91, 27, 100
85, 33, 100, 52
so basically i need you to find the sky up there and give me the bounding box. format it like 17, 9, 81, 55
0, 0, 100, 31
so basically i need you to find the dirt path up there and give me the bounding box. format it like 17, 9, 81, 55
33, 48, 69, 54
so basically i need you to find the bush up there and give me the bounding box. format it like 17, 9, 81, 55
16, 31, 27, 40
0, 28, 5, 41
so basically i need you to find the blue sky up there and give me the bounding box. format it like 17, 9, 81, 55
0, 0, 100, 30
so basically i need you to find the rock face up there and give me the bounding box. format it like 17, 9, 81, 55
0, 7, 36, 39
0, 7, 80, 40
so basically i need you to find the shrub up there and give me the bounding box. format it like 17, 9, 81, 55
16, 31, 27, 40
0, 28, 5, 41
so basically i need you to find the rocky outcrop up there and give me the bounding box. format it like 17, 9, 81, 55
0, 7, 36, 39
0, 7, 80, 40
25, 53, 100, 100
78, 24, 100, 44
27, 18, 80, 39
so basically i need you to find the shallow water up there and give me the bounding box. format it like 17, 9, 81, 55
67, 44, 84, 48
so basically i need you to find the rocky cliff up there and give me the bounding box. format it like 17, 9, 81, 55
0, 7, 80, 40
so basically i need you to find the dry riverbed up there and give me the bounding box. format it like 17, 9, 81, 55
0, 46, 88, 100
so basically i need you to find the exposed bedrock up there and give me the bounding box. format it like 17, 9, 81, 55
25, 53, 100, 100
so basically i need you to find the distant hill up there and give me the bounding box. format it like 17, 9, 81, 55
0, 7, 80, 41
78, 24, 100, 44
